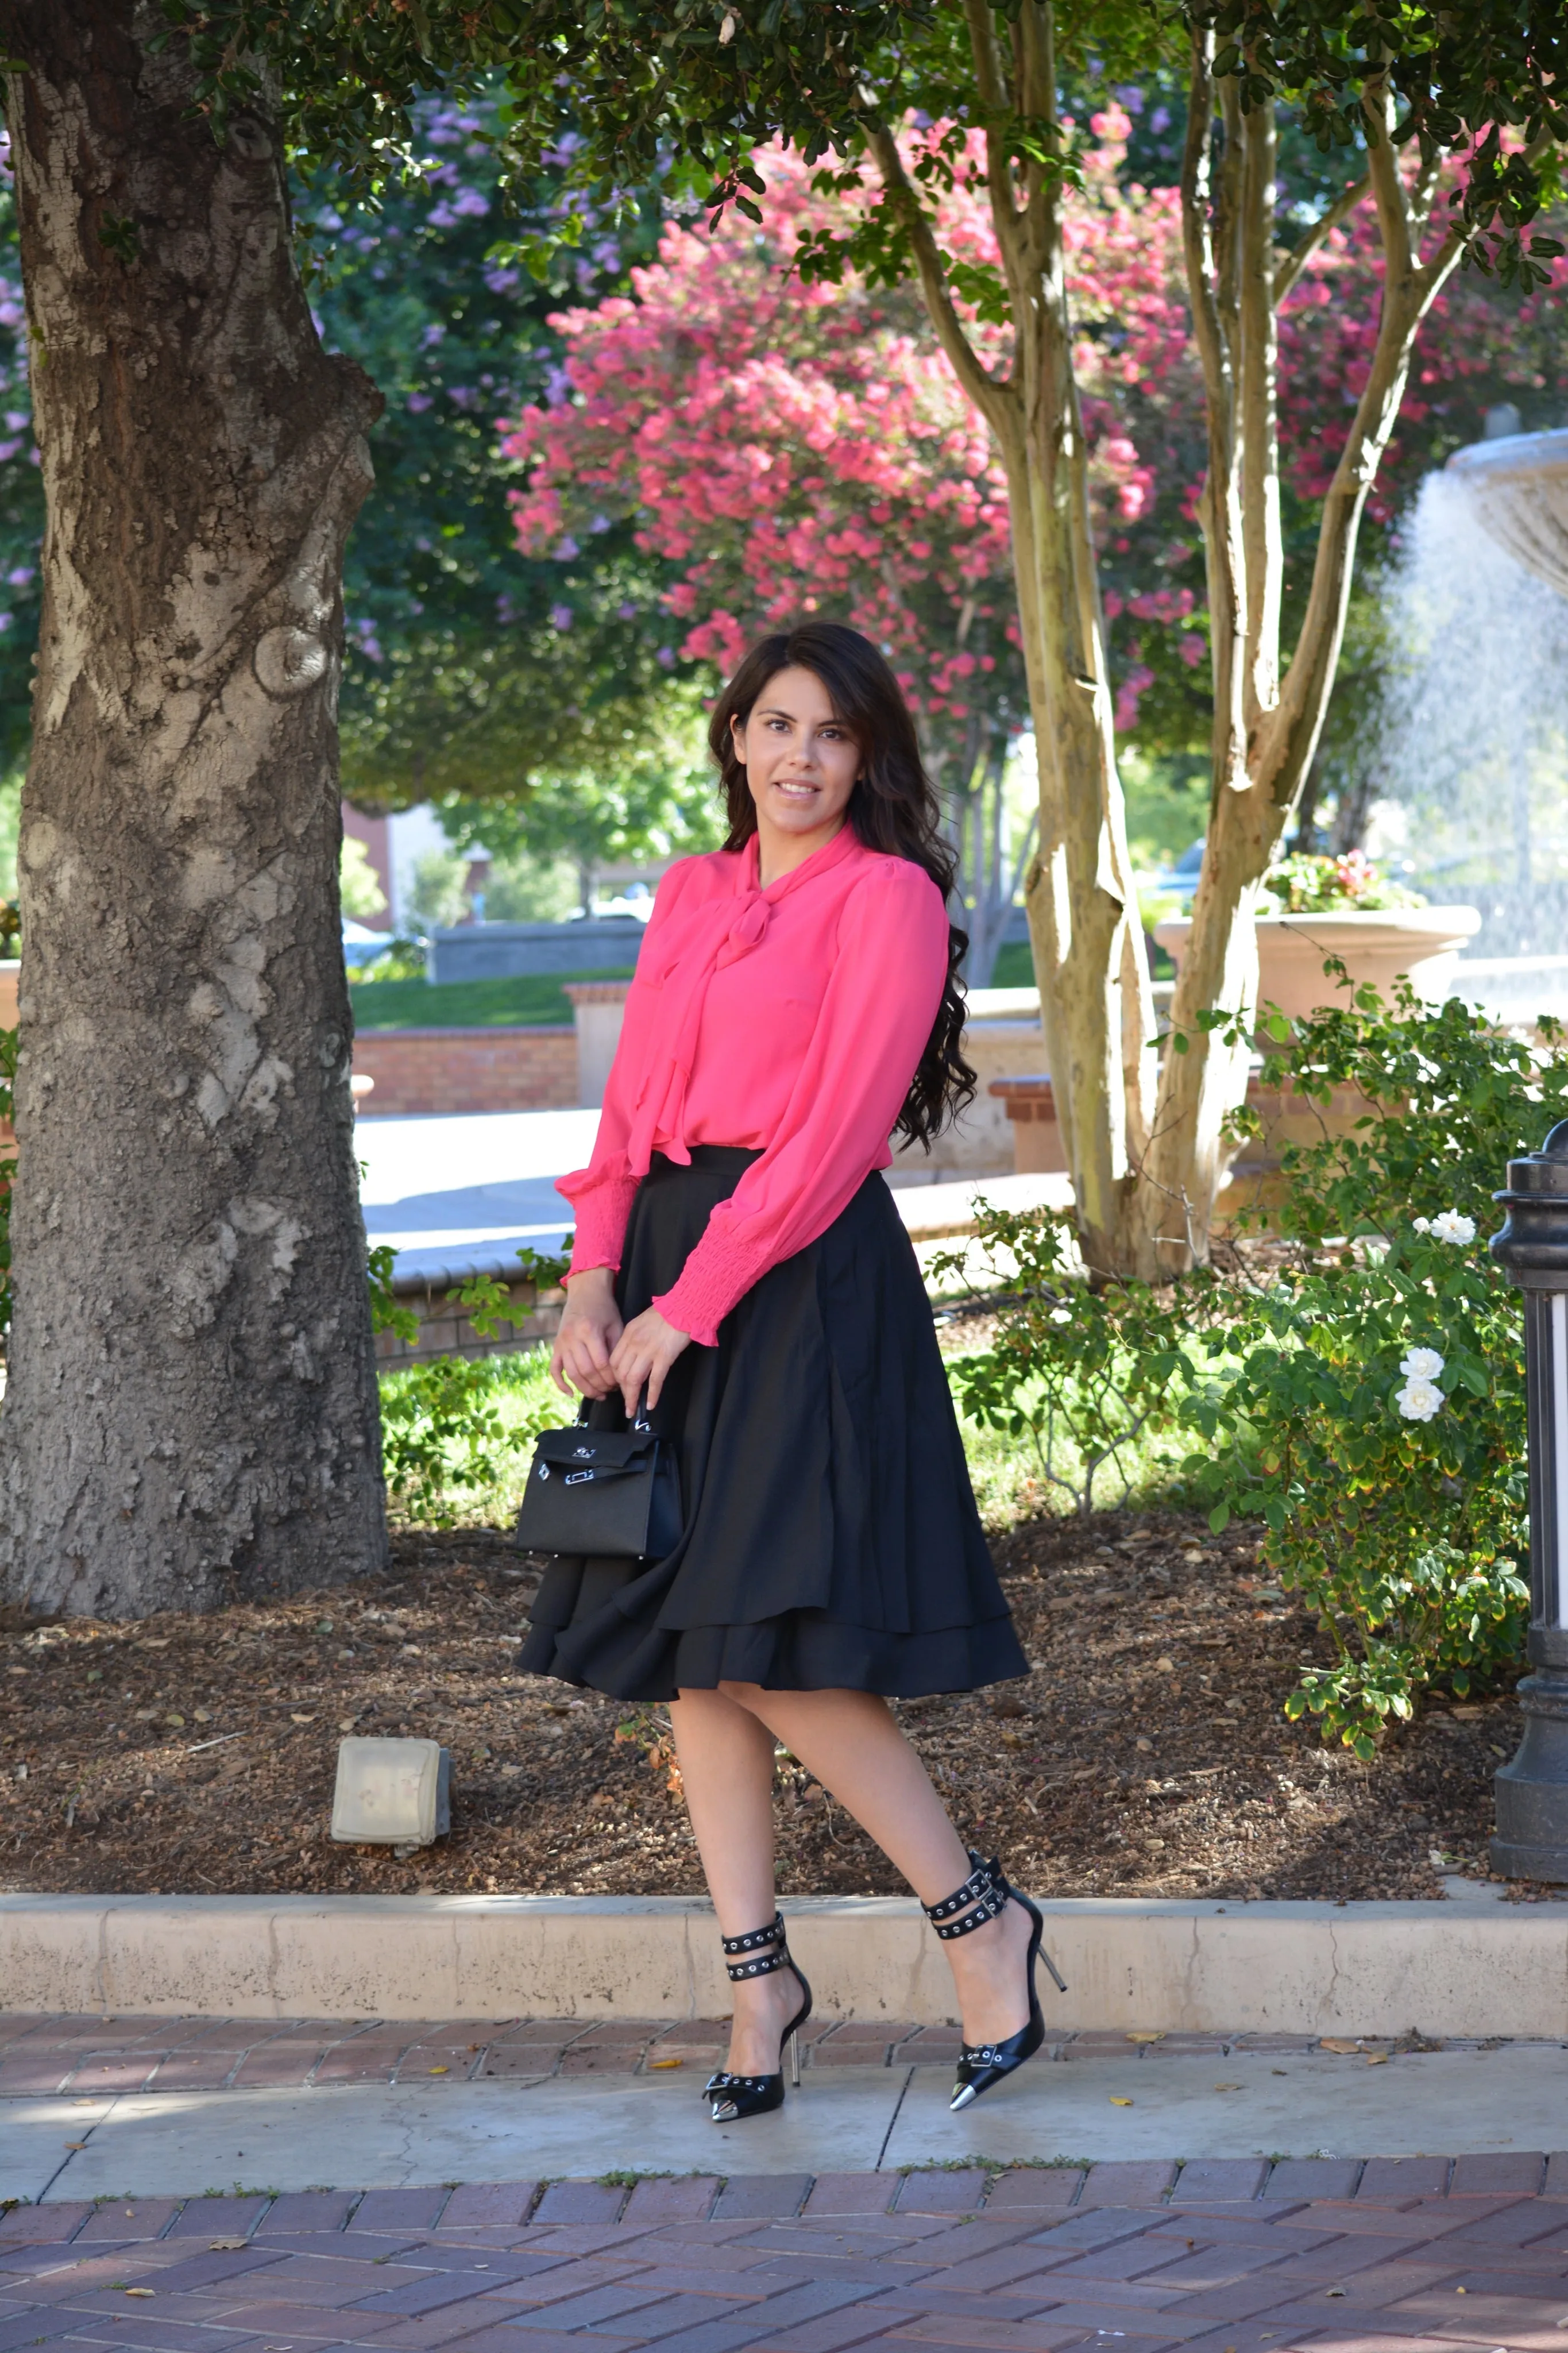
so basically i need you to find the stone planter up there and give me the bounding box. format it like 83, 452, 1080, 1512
1153, 904, 1481, 1024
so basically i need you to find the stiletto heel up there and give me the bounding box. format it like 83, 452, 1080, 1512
923, 1849, 1065, 2114
704, 1912, 814, 2122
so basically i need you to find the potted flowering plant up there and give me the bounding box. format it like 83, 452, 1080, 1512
1155, 851, 1480, 1024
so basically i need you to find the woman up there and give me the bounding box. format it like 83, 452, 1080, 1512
520, 621, 1054, 2121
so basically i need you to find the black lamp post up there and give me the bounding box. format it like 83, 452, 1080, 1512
1489, 1118, 1568, 1882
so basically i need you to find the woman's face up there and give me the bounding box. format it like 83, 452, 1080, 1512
732, 665, 860, 862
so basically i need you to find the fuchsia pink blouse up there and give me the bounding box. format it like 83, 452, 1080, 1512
559, 824, 950, 1348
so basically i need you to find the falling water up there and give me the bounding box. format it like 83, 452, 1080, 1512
1375, 465, 1568, 956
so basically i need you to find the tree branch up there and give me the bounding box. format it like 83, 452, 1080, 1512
1257, 205, 1464, 809
1179, 25, 1245, 792
1238, 89, 1280, 727
1179, 28, 1229, 429
1275, 171, 1370, 303
1363, 74, 1414, 285
864, 123, 1014, 435
961, 0, 1008, 114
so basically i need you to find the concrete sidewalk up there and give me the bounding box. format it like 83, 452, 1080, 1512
4, 2016, 1568, 2205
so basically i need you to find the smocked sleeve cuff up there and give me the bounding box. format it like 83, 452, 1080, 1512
652, 1239, 773, 1350
561, 1171, 639, 1282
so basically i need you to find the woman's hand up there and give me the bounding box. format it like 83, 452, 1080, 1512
550, 1266, 624, 1399
609, 1306, 692, 1417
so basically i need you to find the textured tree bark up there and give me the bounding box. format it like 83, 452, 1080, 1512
0, 0, 388, 1616
1127, 44, 1464, 1272
871, 0, 1158, 1279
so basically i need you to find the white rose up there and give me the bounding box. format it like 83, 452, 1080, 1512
1395, 1378, 1443, 1423
1411, 1216, 1431, 1234
1399, 1347, 1445, 1382
1049, 1307, 1072, 1325
1430, 1210, 1477, 1245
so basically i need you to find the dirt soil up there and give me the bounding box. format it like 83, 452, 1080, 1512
2, 1511, 1551, 1904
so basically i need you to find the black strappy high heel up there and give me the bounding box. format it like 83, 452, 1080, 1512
924, 1849, 1067, 2113
704, 1911, 814, 2122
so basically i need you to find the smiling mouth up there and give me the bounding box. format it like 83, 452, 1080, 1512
774, 779, 819, 797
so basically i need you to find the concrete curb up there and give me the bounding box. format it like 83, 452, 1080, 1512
3, 1892, 1567, 2034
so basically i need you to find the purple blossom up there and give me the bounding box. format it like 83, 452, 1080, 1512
656, 645, 675, 668
0, 439, 21, 464
449, 385, 476, 410
550, 603, 574, 631
351, 616, 384, 662
0, 614, 13, 634
452, 186, 489, 219
1150, 105, 1171, 134
543, 364, 572, 409
421, 322, 446, 349
554, 535, 580, 560
0, 303, 22, 330
6, 565, 33, 587
617, 601, 639, 620
1113, 84, 1145, 112
484, 265, 520, 294
3, 416, 26, 434
407, 392, 433, 413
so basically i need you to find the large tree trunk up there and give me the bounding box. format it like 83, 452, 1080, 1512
0, 0, 389, 1617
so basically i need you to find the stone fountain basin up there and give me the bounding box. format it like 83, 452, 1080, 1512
1153, 904, 1481, 1024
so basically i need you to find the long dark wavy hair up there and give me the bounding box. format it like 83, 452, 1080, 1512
709, 622, 975, 1151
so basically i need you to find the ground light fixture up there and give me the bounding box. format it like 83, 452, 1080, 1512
331, 1736, 453, 1857
1489, 1117, 1568, 1881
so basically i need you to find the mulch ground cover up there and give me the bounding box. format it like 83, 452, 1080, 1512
2, 1508, 1548, 1903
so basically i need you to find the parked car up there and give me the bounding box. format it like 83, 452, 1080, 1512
343, 919, 395, 970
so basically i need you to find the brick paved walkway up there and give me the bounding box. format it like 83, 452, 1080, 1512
0, 2018, 1535, 2096
5, 2165, 1568, 2352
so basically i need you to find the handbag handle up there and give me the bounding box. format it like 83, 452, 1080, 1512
575, 1387, 655, 1432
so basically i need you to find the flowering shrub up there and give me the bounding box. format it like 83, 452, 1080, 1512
1183, 979, 1568, 1752
947, 978, 1568, 1753
1259, 850, 1426, 915
503, 123, 1196, 757
1179, 1216, 1528, 1756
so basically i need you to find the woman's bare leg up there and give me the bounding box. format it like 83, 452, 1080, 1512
667, 1685, 802, 2078
672, 1681, 1035, 2066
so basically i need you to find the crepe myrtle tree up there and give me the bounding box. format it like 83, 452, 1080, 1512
140, 8, 1567, 1293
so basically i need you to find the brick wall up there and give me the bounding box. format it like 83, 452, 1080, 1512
352, 1025, 577, 1117
376, 1276, 565, 1367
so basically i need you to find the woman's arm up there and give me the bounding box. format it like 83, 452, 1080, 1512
555, 859, 696, 1288
652, 860, 951, 1346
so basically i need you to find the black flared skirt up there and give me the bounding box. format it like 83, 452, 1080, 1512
516, 1146, 1028, 1701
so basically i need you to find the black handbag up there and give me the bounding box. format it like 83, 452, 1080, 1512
513, 1393, 682, 1560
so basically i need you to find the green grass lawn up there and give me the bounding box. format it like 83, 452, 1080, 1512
987, 941, 1036, 990
349, 967, 636, 1030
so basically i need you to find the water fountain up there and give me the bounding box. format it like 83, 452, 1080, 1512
1374, 429, 1568, 1000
